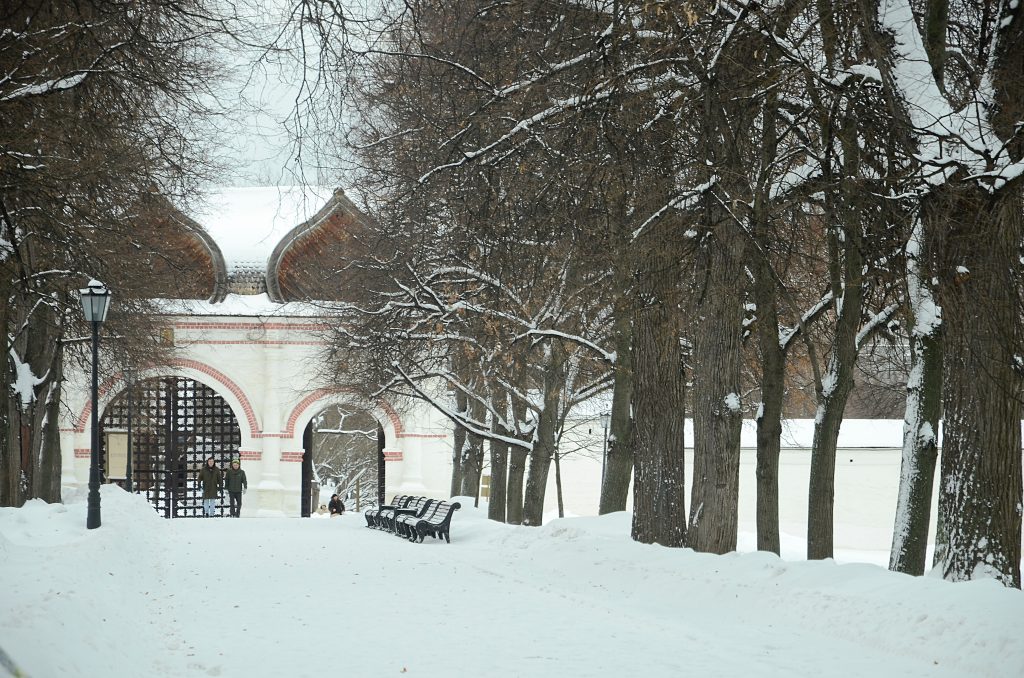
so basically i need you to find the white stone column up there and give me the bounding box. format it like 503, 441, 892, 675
60, 430, 79, 490
257, 345, 284, 514
397, 435, 424, 490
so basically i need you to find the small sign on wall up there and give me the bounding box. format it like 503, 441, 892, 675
105, 431, 128, 480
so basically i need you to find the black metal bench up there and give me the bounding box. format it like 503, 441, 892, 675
379, 496, 433, 533
397, 500, 461, 543
364, 494, 409, 528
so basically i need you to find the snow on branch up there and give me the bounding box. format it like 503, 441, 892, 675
0, 72, 88, 102
425, 266, 524, 308
873, 0, 1023, 191
418, 90, 613, 184
708, 0, 755, 74
856, 302, 901, 350
517, 329, 615, 363
363, 50, 496, 92
779, 290, 834, 350
390, 362, 532, 450
631, 178, 718, 242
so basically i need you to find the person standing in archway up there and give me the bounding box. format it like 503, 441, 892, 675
225, 457, 248, 518
198, 457, 223, 517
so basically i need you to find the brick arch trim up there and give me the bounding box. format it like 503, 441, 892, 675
285, 388, 403, 438
72, 359, 260, 438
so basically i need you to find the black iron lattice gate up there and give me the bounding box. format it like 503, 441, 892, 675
101, 377, 242, 518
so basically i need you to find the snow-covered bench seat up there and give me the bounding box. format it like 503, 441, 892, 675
396, 500, 461, 543
379, 496, 433, 533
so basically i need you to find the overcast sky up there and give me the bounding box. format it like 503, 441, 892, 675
209, 2, 337, 188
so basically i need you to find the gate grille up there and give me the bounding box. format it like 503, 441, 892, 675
102, 377, 242, 518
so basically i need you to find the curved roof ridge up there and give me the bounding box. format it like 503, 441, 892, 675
173, 211, 230, 303
265, 189, 373, 302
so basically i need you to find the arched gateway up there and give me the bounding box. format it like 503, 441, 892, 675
58, 187, 453, 517
101, 377, 243, 518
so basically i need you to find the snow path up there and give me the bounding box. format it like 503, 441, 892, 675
1, 488, 1022, 677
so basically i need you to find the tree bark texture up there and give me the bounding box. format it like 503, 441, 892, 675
522, 346, 564, 526
688, 234, 745, 554
752, 253, 785, 555
505, 398, 529, 525
450, 389, 467, 497
5, 288, 65, 506
553, 450, 564, 518
807, 227, 863, 560
488, 398, 508, 523
936, 190, 1023, 588
599, 308, 633, 514
506, 446, 527, 525
630, 264, 687, 547
890, 215, 943, 576
460, 397, 486, 503
0, 271, 13, 506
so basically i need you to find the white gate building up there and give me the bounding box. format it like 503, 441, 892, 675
59, 187, 453, 516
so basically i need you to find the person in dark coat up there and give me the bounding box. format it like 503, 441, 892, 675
328, 494, 345, 517
198, 457, 223, 517
224, 458, 247, 518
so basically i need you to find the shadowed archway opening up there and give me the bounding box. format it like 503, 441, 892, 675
300, 404, 385, 516
101, 376, 242, 518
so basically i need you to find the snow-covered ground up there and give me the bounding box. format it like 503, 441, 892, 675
2, 487, 1022, 678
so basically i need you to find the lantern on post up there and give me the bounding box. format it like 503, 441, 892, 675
79, 280, 111, 529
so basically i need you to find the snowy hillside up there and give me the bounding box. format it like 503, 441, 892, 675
1, 487, 1021, 677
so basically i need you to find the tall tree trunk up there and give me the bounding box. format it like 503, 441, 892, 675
807, 226, 863, 560
936, 0, 1022, 587
522, 346, 564, 526
554, 450, 564, 519
506, 446, 527, 525
890, 215, 943, 575
450, 389, 467, 497
752, 255, 785, 555
936, 190, 1023, 587
31, 351, 64, 503
505, 399, 528, 525
24, 302, 63, 503
748, 40, 794, 555
460, 397, 486, 502
487, 396, 508, 523
630, 258, 687, 546
688, 233, 745, 553
0, 271, 12, 506
599, 306, 633, 514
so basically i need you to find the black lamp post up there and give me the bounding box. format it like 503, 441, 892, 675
125, 367, 134, 493
599, 411, 611, 487
80, 279, 111, 529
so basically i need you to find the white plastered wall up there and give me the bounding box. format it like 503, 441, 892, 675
59, 310, 454, 517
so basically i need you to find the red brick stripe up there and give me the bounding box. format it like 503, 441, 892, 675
174, 322, 328, 331
283, 388, 404, 437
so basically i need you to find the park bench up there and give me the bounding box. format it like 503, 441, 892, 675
364, 495, 409, 528
396, 500, 461, 543
379, 496, 433, 533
